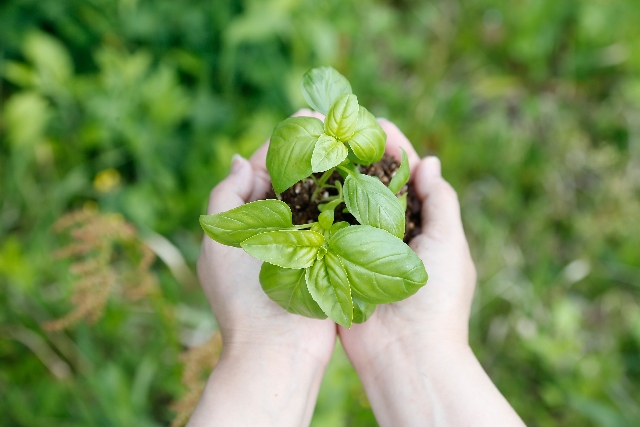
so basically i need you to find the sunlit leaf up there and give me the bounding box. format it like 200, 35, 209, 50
318, 210, 335, 229
241, 230, 324, 269
343, 174, 405, 239
330, 221, 350, 236
352, 297, 376, 324
388, 148, 410, 195
301, 66, 352, 115
325, 94, 359, 141
259, 263, 327, 319
311, 133, 348, 173
347, 107, 385, 165
199, 200, 294, 247
329, 225, 427, 304
306, 252, 353, 327
267, 117, 324, 194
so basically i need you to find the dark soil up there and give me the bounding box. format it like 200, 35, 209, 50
265, 154, 421, 243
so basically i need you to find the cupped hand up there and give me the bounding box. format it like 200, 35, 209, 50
197, 109, 336, 367
338, 119, 477, 370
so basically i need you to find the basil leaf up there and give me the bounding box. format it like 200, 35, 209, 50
347, 106, 386, 165
329, 221, 350, 236
398, 192, 408, 211
347, 145, 364, 164
267, 117, 324, 194
318, 210, 334, 229
259, 263, 327, 319
388, 147, 410, 194
311, 134, 348, 173
325, 94, 359, 141
352, 296, 376, 324
241, 230, 324, 269
343, 173, 406, 239
199, 200, 294, 247
305, 252, 353, 328
329, 225, 428, 304
337, 161, 359, 179
301, 66, 352, 115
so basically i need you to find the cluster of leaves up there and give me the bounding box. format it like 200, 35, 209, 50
200, 67, 427, 328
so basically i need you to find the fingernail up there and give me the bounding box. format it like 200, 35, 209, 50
231, 154, 245, 173
377, 117, 389, 122
424, 156, 441, 177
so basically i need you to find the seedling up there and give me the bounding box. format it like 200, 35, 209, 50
200, 67, 428, 327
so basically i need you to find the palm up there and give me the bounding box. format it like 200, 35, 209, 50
198, 117, 337, 365
338, 119, 475, 364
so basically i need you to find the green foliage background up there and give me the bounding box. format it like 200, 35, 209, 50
1, 0, 639, 425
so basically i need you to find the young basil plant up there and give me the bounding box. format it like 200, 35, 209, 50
200, 66, 427, 328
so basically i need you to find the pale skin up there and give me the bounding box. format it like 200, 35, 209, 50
188, 110, 527, 427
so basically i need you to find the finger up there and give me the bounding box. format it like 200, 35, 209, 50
293, 108, 325, 121
207, 155, 255, 214
413, 156, 465, 240
249, 167, 272, 202
378, 119, 421, 172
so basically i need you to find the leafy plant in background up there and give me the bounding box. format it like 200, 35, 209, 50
43, 209, 159, 331
200, 67, 427, 328
3, 0, 640, 425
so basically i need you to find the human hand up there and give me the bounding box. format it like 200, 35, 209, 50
190, 109, 336, 427
338, 121, 524, 427
339, 118, 476, 369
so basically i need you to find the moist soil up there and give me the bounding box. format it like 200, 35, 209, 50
265, 154, 421, 243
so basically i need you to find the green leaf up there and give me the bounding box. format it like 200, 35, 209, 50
311, 222, 324, 234
319, 198, 342, 213
352, 297, 376, 324
347, 107, 386, 165
305, 252, 353, 328
337, 161, 359, 179
241, 230, 324, 269
259, 263, 327, 319
318, 210, 334, 229
398, 192, 408, 211
329, 221, 350, 236
388, 148, 410, 194
325, 94, 359, 141
301, 66, 352, 115
343, 173, 406, 239
329, 225, 428, 304
311, 134, 348, 173
199, 200, 294, 247
267, 117, 324, 194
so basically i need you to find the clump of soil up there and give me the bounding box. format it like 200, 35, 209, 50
265, 154, 421, 243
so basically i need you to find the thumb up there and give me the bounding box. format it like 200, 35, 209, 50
206, 154, 255, 214
413, 157, 465, 241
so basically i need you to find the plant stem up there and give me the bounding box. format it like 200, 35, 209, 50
311, 168, 335, 201
292, 223, 315, 230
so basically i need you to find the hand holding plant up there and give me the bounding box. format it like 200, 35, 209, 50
336, 123, 524, 427
200, 67, 428, 328
191, 121, 337, 426
193, 116, 525, 427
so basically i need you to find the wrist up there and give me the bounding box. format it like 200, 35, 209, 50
219, 336, 331, 372
351, 338, 476, 427
357, 334, 472, 385
189, 336, 330, 427
347, 321, 470, 381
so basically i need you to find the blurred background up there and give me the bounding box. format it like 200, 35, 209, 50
1, 0, 639, 425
